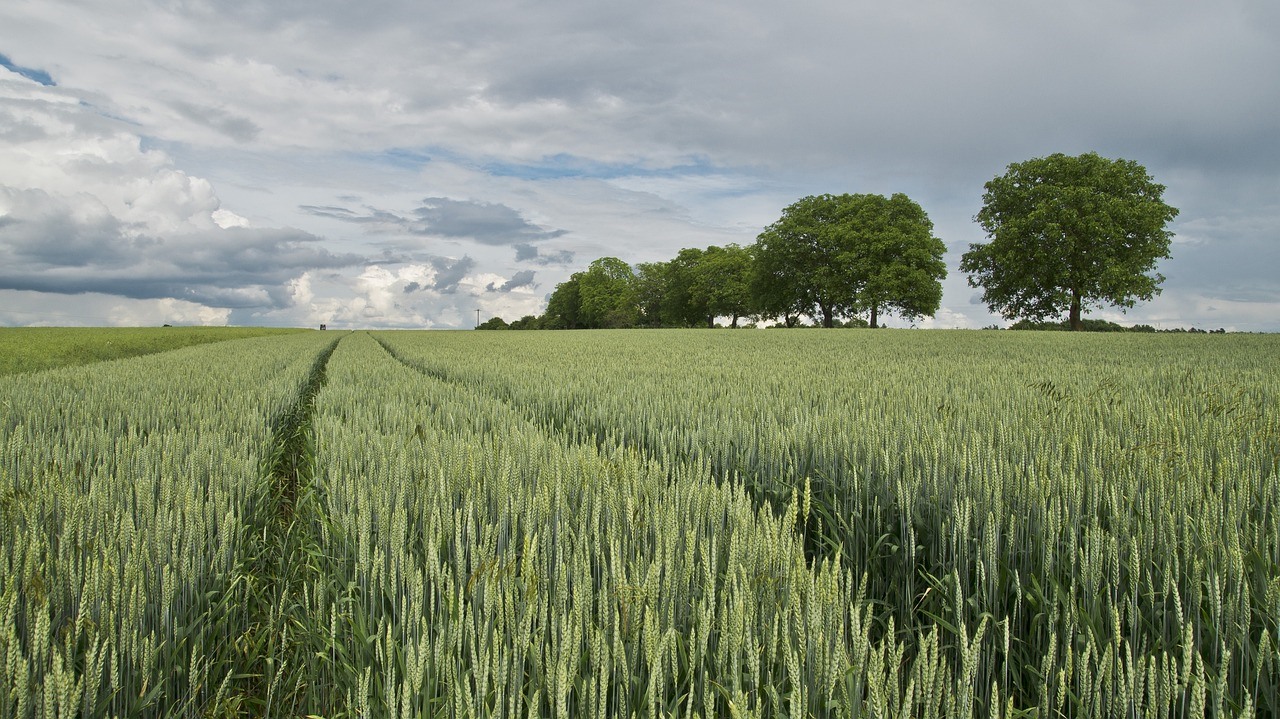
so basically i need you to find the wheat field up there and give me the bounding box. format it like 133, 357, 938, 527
1, 328, 1275, 717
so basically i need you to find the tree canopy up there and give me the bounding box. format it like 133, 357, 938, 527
662, 248, 711, 327
577, 257, 638, 328
753, 195, 850, 328
543, 258, 643, 329
841, 193, 947, 327
960, 152, 1179, 330
688, 244, 754, 328
630, 245, 755, 328
753, 193, 946, 327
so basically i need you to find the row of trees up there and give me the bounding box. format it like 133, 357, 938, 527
486, 193, 948, 330
481, 152, 1180, 331
482, 249, 759, 331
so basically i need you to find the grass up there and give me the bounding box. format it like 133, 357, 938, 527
0, 326, 308, 376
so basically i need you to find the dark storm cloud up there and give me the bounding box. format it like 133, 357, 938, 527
413, 197, 566, 244
430, 255, 475, 293
0, 187, 360, 308
401, 255, 476, 295
513, 242, 575, 266
486, 269, 535, 293
301, 197, 566, 246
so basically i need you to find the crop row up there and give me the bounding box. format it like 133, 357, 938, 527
0, 332, 336, 717
286, 331, 870, 717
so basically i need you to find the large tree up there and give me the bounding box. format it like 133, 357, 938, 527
753, 195, 855, 327
961, 152, 1179, 331
753, 193, 946, 327
842, 194, 946, 327
749, 250, 809, 327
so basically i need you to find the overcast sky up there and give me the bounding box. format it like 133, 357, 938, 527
1, 0, 1277, 330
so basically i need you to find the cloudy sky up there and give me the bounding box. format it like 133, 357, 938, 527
1, 0, 1276, 330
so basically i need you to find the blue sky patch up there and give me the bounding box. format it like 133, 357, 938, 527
482, 153, 718, 181
360, 147, 719, 182
375, 147, 435, 170
0, 52, 55, 86
481, 153, 732, 181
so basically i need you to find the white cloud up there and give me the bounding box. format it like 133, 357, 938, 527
212, 207, 251, 229
914, 307, 981, 330
106, 297, 232, 327
0, 77, 217, 234
0, 0, 1276, 329
287, 272, 314, 306
0, 63, 361, 314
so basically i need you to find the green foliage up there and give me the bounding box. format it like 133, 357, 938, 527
543, 272, 583, 328
507, 314, 545, 330
1009, 317, 1132, 331
635, 246, 755, 328
664, 247, 710, 326
962, 152, 1179, 330
526, 192, 941, 331
692, 244, 754, 327
753, 194, 853, 327
847, 193, 947, 326
475, 316, 510, 330
1005, 319, 1230, 333
577, 256, 639, 328
543, 259, 640, 329
633, 260, 669, 327
753, 193, 946, 327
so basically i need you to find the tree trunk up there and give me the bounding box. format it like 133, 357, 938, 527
869, 303, 879, 329
731, 314, 740, 328
706, 314, 715, 328
821, 304, 834, 328
1069, 290, 1083, 331
785, 314, 798, 328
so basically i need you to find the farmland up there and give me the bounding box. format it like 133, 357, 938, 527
0, 327, 306, 377
1, 329, 1277, 717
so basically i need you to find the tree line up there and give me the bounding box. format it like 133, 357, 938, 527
479, 152, 1179, 331
483, 192, 948, 330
